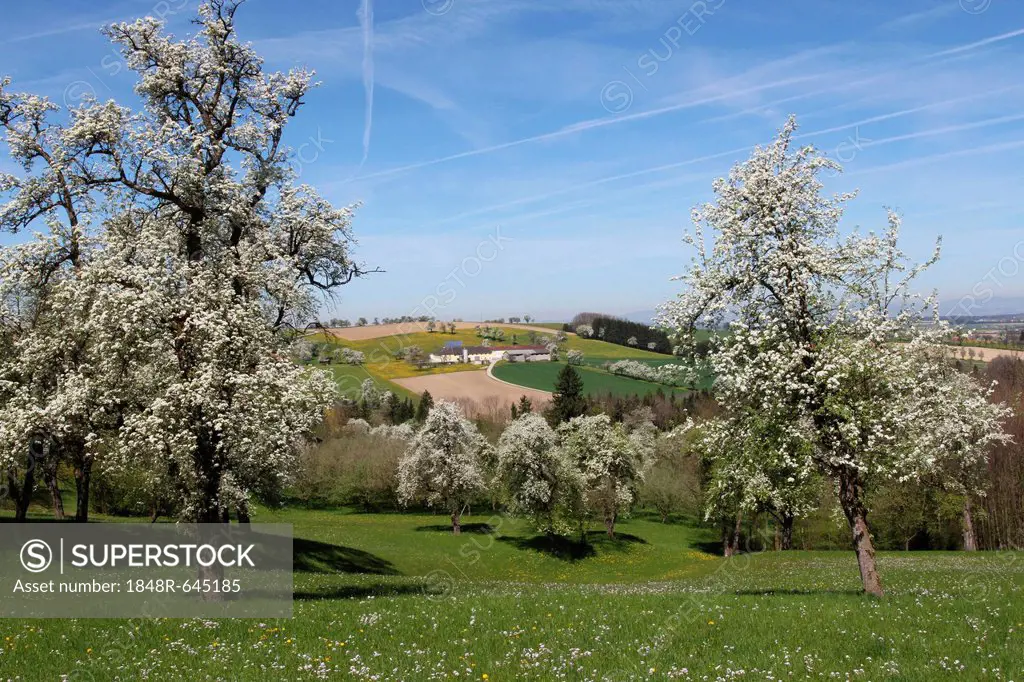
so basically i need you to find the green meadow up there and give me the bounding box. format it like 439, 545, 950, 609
493, 360, 710, 398
1, 507, 1021, 680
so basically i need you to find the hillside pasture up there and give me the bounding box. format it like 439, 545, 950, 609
310, 326, 719, 404
323, 364, 420, 402
315, 327, 555, 381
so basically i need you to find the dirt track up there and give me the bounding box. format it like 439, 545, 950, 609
326, 321, 565, 341
393, 368, 551, 415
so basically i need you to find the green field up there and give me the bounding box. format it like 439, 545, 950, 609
321, 364, 419, 402
493, 360, 702, 398
2, 507, 1021, 680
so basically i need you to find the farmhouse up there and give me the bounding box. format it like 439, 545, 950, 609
427, 345, 551, 365
428, 341, 465, 364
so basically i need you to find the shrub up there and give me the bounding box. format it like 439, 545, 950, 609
289, 432, 405, 510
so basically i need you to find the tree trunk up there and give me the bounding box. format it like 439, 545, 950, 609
8, 467, 34, 522
451, 510, 461, 535
780, 513, 794, 551
604, 510, 616, 538
723, 512, 743, 557
197, 523, 226, 602
838, 469, 884, 597
962, 498, 978, 552
237, 505, 251, 525
14, 466, 35, 522
43, 457, 65, 521
74, 457, 92, 523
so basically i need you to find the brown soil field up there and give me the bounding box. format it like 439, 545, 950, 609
946, 345, 1024, 362
392, 368, 551, 417
326, 321, 566, 341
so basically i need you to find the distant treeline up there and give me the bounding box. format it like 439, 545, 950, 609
566, 312, 672, 354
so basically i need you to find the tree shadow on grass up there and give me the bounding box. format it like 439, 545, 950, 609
414, 522, 497, 534
293, 537, 400, 575
499, 531, 647, 562
692, 539, 725, 556
733, 588, 865, 597
294, 582, 426, 601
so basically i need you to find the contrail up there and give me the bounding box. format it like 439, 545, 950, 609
927, 26, 1024, 59
358, 0, 375, 168
424, 107, 1024, 227
348, 74, 822, 183
347, 23, 1024, 184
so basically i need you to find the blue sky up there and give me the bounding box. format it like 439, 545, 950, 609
3, 0, 1024, 322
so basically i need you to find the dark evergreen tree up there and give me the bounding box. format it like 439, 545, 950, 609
517, 395, 533, 415
388, 395, 404, 424
546, 364, 587, 425
415, 390, 434, 421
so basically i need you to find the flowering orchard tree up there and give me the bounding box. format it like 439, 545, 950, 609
566, 349, 585, 366
700, 412, 820, 552
657, 116, 1009, 596
495, 413, 583, 534
556, 414, 652, 538
907, 356, 1012, 550
0, 76, 106, 521
397, 400, 488, 534
0, 1, 376, 523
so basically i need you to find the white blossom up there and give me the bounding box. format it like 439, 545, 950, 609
396, 401, 488, 533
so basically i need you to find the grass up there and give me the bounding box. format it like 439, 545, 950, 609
493, 361, 707, 398
562, 336, 672, 360
0, 505, 1021, 680
319, 364, 419, 402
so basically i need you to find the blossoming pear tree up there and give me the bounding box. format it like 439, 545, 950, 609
495, 413, 583, 535
905, 354, 1012, 550
657, 116, 1009, 596
556, 414, 652, 538
0, 77, 104, 521
699, 411, 820, 552
397, 401, 489, 534
0, 1, 376, 523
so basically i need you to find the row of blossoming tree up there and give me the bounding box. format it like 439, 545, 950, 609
0, 1, 374, 523
396, 400, 663, 539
